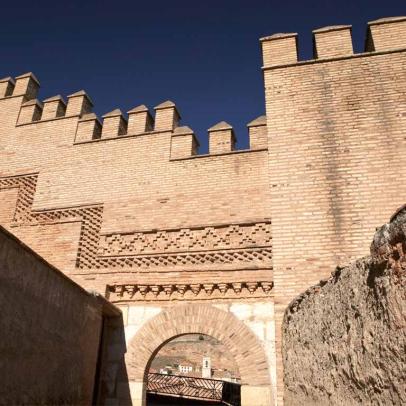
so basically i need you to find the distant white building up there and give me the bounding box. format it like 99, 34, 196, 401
159, 366, 174, 374
178, 364, 193, 374
202, 356, 211, 378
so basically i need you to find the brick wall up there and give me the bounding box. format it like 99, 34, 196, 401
0, 70, 275, 403
262, 16, 406, 403
0, 83, 271, 287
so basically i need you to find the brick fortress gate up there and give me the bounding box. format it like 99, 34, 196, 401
0, 16, 405, 405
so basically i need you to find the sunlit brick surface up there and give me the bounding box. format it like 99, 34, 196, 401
0, 15, 405, 405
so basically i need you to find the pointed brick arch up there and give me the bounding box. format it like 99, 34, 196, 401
127, 303, 271, 386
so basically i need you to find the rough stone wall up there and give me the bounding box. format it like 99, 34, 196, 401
262, 17, 406, 402
0, 225, 106, 405
282, 207, 406, 405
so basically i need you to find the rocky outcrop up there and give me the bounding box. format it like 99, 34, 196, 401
283, 207, 406, 405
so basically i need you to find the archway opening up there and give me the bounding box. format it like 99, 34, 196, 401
146, 333, 241, 406
127, 304, 272, 406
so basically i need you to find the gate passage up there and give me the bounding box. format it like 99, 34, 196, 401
147, 373, 241, 405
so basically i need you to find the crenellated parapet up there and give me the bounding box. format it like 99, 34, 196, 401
42, 95, 66, 120
127, 104, 154, 134
73, 100, 181, 142
16, 90, 92, 125
366, 16, 406, 51
18, 99, 43, 123
0, 71, 268, 159
76, 113, 102, 142
14, 72, 40, 99
312, 25, 353, 59
0, 72, 39, 100
154, 100, 180, 131
4, 80, 93, 125
72, 98, 266, 158
170, 126, 199, 159
101, 109, 127, 138
0, 77, 16, 98
208, 121, 236, 154
247, 115, 267, 150
261, 16, 406, 68
66, 90, 93, 116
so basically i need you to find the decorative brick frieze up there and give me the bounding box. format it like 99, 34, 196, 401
96, 247, 272, 269
0, 174, 103, 269
98, 222, 272, 256
106, 280, 273, 302
0, 173, 272, 271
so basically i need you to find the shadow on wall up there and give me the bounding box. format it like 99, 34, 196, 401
0, 224, 131, 406
95, 313, 132, 405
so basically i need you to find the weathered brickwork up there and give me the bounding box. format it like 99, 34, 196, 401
0, 15, 404, 406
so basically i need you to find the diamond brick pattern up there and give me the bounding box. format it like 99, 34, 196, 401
98, 223, 271, 256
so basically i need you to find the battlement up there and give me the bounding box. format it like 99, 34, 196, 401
0, 73, 268, 160
0, 72, 39, 99
261, 16, 406, 68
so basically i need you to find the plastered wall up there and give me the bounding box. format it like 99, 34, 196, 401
0, 226, 105, 405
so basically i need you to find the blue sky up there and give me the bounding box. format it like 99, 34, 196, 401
1, 0, 404, 152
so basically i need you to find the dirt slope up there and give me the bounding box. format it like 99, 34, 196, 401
283, 206, 406, 405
